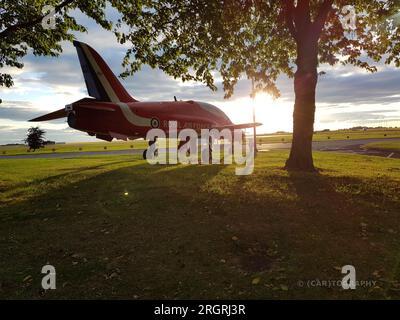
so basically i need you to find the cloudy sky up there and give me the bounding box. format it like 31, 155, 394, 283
1, 8, 400, 145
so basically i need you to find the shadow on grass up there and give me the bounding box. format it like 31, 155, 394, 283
0, 162, 229, 299
3, 159, 134, 195
0, 161, 399, 299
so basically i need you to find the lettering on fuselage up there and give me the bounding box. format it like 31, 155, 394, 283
162, 120, 212, 130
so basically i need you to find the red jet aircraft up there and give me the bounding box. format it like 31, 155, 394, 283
30, 41, 261, 158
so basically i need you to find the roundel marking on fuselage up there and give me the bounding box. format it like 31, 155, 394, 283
150, 117, 160, 128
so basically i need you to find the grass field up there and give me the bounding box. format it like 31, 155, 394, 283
256, 128, 400, 144
1, 128, 399, 156
0, 151, 400, 299
0, 140, 149, 156
363, 141, 400, 152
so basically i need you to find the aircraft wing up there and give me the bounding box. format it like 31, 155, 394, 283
211, 122, 263, 130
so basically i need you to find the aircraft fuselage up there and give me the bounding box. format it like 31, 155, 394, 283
67, 98, 233, 141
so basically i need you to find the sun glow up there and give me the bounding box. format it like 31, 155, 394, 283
218, 92, 294, 134
253, 93, 294, 133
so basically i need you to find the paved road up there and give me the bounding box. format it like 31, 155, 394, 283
0, 138, 399, 160
260, 138, 400, 158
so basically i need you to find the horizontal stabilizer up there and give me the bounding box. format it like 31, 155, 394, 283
212, 122, 263, 130
29, 108, 67, 122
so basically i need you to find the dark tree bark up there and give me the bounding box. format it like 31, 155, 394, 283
285, 37, 318, 171
282, 0, 333, 171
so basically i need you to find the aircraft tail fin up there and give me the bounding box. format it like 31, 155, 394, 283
73, 40, 137, 103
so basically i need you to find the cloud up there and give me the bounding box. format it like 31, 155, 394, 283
0, 121, 95, 145
320, 109, 400, 123
316, 67, 400, 105
0, 101, 38, 121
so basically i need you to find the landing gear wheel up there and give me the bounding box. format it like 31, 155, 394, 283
178, 137, 191, 157
144, 138, 158, 160
208, 137, 213, 164
143, 149, 157, 160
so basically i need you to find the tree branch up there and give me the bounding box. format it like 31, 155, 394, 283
0, 0, 76, 39
313, 0, 334, 38
294, 0, 311, 31
282, 0, 298, 41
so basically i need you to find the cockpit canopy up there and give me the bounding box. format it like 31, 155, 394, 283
196, 101, 232, 123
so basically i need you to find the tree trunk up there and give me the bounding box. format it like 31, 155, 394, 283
285, 38, 318, 172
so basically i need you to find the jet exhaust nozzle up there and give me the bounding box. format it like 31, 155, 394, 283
67, 112, 77, 128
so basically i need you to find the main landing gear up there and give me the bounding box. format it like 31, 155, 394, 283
142, 137, 214, 163
142, 137, 158, 160
178, 138, 213, 164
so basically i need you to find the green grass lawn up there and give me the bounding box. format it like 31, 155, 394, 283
0, 151, 399, 299
363, 141, 400, 152
1, 128, 400, 156
0, 140, 149, 156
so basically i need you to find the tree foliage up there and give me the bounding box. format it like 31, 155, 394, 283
113, 0, 400, 98
0, 0, 115, 88
2, 1, 400, 97
24, 126, 46, 150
